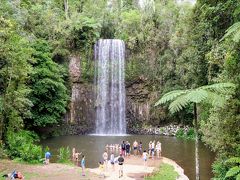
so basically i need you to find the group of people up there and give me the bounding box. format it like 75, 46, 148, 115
148, 140, 162, 159
101, 140, 162, 178
39, 140, 162, 178
101, 150, 125, 178
105, 140, 162, 159
105, 140, 143, 157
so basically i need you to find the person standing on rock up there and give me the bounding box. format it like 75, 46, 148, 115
156, 141, 162, 159
118, 154, 124, 178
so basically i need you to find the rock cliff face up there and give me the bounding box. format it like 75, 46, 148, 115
126, 77, 170, 133
65, 55, 170, 135
66, 55, 95, 134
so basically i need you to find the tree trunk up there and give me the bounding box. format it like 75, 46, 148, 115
64, 0, 69, 19
194, 103, 200, 180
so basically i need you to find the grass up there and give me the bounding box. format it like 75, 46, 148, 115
145, 163, 179, 180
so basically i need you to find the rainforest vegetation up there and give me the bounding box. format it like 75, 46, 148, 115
0, 0, 240, 179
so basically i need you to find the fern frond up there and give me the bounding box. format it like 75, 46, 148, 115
206, 92, 226, 108
169, 94, 190, 113
155, 89, 188, 106
225, 166, 240, 178
185, 89, 208, 103
200, 83, 235, 94
226, 157, 240, 164
221, 22, 240, 42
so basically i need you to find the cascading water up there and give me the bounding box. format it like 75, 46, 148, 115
94, 39, 126, 134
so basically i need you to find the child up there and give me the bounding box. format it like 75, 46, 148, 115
110, 152, 115, 170
142, 150, 148, 166
81, 155, 86, 176
98, 161, 105, 178
118, 154, 124, 178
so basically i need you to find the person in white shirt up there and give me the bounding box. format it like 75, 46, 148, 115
148, 141, 152, 157
142, 150, 148, 166
102, 151, 108, 170
156, 141, 162, 159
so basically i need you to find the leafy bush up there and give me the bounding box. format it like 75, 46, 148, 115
225, 157, 240, 179
176, 128, 195, 140
186, 128, 195, 140
6, 130, 42, 163
0, 140, 6, 158
212, 158, 229, 180
212, 154, 240, 180
57, 147, 71, 164
176, 128, 185, 138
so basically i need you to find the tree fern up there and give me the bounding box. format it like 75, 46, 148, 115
221, 22, 240, 43
154, 89, 189, 106
154, 82, 235, 180
155, 83, 235, 112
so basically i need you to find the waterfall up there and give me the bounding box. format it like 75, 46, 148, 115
94, 39, 126, 134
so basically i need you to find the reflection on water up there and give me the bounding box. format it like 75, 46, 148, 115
41, 135, 215, 180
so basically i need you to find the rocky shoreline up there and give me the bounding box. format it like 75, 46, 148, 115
127, 124, 191, 136
41, 123, 192, 138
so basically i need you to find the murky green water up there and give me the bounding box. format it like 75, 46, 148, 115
41, 135, 215, 180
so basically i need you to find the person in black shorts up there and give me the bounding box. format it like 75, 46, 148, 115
125, 141, 131, 157
121, 141, 126, 156
118, 154, 124, 178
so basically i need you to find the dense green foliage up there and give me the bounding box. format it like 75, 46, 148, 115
29, 40, 68, 127
57, 146, 71, 164
6, 130, 42, 163
176, 128, 196, 140
145, 163, 179, 180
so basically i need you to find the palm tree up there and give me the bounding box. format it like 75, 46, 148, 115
155, 83, 235, 180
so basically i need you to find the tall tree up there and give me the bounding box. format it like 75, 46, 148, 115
27, 40, 68, 128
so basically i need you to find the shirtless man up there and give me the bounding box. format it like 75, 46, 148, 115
74, 151, 82, 166
133, 140, 138, 156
